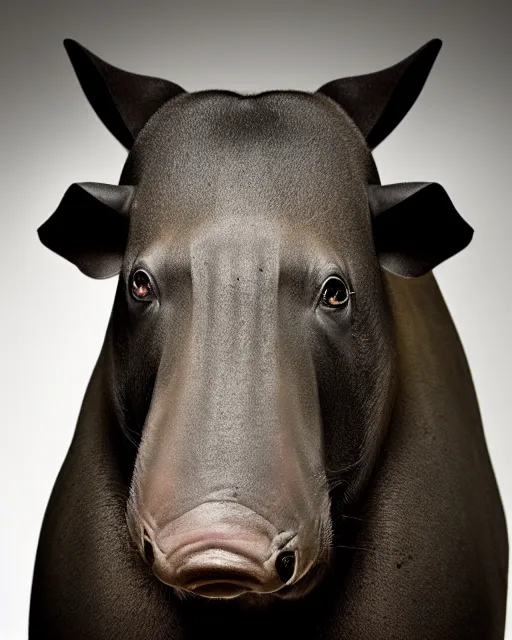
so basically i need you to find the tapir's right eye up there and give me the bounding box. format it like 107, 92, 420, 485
131, 270, 154, 302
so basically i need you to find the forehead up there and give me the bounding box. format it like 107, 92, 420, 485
124, 90, 377, 258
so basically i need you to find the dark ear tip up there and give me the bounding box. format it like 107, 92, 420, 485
409, 39, 442, 73
464, 223, 475, 245
63, 39, 87, 68
423, 38, 443, 61
426, 38, 443, 50
64, 39, 103, 71
63, 38, 82, 55
63, 39, 95, 67
37, 222, 50, 248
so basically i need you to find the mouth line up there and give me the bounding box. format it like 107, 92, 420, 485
148, 552, 331, 603
191, 583, 250, 599
177, 565, 266, 594
160, 551, 331, 602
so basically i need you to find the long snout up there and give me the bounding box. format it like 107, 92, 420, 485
126, 225, 332, 599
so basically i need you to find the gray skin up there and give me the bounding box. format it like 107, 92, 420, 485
30, 54, 508, 639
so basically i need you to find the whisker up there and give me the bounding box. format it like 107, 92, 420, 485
330, 543, 377, 552
324, 451, 368, 479
337, 514, 370, 523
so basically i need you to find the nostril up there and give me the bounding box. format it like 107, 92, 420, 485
143, 534, 155, 566
275, 550, 296, 583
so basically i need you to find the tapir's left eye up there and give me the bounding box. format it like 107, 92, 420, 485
320, 277, 350, 308
131, 270, 154, 301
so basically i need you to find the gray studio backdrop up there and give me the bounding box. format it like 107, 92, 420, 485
1, 0, 510, 637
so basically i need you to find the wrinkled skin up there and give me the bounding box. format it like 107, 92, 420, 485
30, 88, 508, 638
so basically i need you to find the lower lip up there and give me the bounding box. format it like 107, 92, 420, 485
190, 583, 249, 598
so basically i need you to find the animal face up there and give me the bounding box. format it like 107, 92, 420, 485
38, 38, 473, 601
107, 91, 394, 599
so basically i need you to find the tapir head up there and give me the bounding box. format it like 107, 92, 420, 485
38, 39, 473, 601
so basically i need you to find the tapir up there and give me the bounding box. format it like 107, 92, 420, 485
29, 38, 508, 639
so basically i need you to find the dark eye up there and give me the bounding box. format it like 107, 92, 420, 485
131, 270, 153, 301
320, 277, 350, 308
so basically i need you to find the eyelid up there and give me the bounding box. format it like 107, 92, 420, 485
129, 267, 159, 302
316, 274, 354, 308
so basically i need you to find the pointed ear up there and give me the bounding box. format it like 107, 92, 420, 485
38, 183, 134, 279
64, 39, 186, 149
368, 182, 474, 278
316, 39, 442, 150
